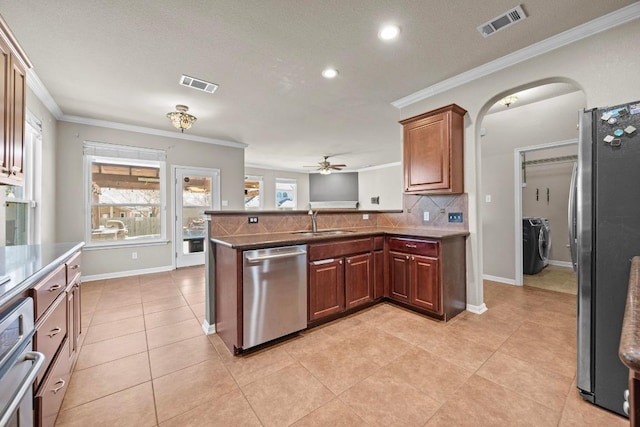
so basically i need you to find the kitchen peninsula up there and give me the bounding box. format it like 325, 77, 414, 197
205, 209, 468, 355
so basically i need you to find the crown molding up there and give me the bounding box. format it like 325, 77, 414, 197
244, 163, 311, 173
27, 68, 64, 119
357, 162, 401, 172
61, 114, 247, 149
26, 70, 246, 150
392, 2, 640, 109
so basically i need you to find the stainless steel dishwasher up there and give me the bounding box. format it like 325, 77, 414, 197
242, 244, 307, 350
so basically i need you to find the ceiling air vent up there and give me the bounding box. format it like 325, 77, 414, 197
477, 5, 527, 38
179, 75, 218, 94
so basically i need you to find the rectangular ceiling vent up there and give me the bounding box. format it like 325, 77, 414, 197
179, 75, 218, 94
477, 5, 527, 38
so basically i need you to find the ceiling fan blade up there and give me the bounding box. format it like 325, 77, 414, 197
330, 164, 346, 168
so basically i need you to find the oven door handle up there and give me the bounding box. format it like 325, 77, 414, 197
0, 351, 45, 427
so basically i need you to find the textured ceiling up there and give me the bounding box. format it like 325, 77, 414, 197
0, 1, 636, 171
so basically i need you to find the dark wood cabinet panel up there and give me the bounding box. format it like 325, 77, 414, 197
308, 238, 373, 261
411, 255, 439, 313
387, 236, 465, 320
0, 19, 29, 186
345, 253, 373, 310
389, 252, 410, 303
309, 259, 345, 321
400, 104, 466, 194
373, 250, 384, 299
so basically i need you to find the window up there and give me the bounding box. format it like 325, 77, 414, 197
244, 175, 263, 209
275, 178, 297, 209
2, 116, 40, 245
84, 142, 166, 246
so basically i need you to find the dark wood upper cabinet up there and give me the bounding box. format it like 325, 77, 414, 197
0, 17, 30, 186
400, 104, 466, 194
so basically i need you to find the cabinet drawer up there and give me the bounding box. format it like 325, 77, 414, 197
30, 264, 66, 320
387, 237, 439, 257
309, 238, 373, 261
34, 293, 67, 385
66, 252, 82, 285
36, 338, 72, 427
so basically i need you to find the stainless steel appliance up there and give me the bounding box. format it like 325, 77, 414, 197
570, 100, 640, 416
522, 217, 550, 275
0, 298, 44, 426
242, 245, 307, 350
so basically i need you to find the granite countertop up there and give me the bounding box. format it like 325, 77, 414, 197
210, 227, 469, 250
619, 256, 640, 372
0, 242, 85, 308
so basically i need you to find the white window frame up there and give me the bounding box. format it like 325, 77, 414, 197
3, 113, 41, 245
244, 175, 264, 210
275, 178, 297, 209
83, 141, 167, 248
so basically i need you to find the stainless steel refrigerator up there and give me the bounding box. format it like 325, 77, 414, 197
570, 100, 640, 417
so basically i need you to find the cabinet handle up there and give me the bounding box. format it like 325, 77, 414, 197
70, 264, 80, 270
51, 379, 66, 394
347, 259, 351, 264
48, 284, 62, 292
411, 256, 415, 260
405, 244, 417, 248
47, 327, 62, 338
405, 255, 410, 260
339, 260, 343, 264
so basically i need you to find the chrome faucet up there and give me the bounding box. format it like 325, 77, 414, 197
308, 209, 318, 233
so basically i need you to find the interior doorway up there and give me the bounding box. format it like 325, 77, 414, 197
173, 166, 220, 268
514, 140, 577, 290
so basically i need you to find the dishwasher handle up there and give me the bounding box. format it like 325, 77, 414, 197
245, 249, 307, 263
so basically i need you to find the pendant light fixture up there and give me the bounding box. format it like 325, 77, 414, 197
166, 104, 197, 132
499, 95, 518, 108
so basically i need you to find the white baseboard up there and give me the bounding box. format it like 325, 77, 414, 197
82, 265, 174, 282
548, 260, 573, 268
201, 321, 216, 335
482, 274, 516, 286
467, 303, 488, 314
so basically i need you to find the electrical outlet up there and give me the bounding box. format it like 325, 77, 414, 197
362, 214, 369, 220
485, 195, 492, 203
423, 212, 429, 221
370, 196, 380, 204
248, 216, 258, 224
448, 212, 463, 223
132, 252, 138, 260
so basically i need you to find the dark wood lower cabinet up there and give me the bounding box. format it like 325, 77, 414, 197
387, 236, 465, 320
309, 258, 345, 321
345, 253, 373, 310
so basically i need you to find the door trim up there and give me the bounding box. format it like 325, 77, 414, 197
171, 165, 221, 269
513, 138, 577, 286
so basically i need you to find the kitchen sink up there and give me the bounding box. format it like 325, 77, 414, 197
291, 230, 355, 236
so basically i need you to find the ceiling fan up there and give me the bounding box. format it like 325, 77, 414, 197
304, 156, 347, 175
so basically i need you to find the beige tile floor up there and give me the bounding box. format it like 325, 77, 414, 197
54, 268, 626, 426
524, 265, 577, 295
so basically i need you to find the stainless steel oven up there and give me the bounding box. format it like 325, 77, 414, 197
0, 298, 44, 427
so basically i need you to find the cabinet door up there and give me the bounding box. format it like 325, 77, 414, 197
388, 251, 410, 303
345, 253, 372, 310
403, 111, 450, 192
8, 54, 25, 182
309, 259, 345, 322
0, 37, 9, 174
411, 255, 440, 313
67, 280, 82, 362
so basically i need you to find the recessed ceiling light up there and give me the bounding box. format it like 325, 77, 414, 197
322, 68, 338, 79
378, 24, 400, 41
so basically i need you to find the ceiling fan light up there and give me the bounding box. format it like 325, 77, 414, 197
167, 104, 197, 132
320, 168, 331, 175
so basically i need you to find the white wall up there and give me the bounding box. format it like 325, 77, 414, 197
55, 121, 245, 277
244, 167, 310, 210
399, 20, 640, 308
358, 163, 403, 210
481, 91, 584, 280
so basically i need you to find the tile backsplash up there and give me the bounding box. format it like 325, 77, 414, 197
209, 194, 467, 236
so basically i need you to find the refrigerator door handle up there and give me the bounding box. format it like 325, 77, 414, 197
568, 162, 578, 272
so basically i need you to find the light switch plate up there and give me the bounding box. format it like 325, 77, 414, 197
423, 212, 429, 221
